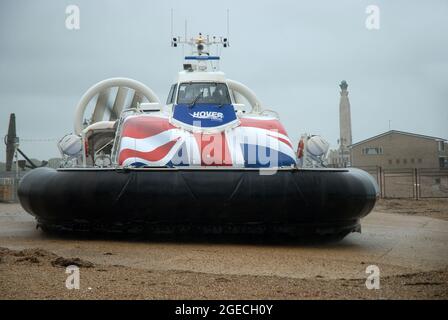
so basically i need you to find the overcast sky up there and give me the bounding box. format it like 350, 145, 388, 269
1, 0, 447, 160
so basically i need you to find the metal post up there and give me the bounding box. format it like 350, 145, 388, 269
414, 168, 419, 200
378, 166, 383, 198
82, 132, 87, 167
14, 149, 19, 180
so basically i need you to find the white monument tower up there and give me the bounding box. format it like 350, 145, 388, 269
338, 80, 352, 166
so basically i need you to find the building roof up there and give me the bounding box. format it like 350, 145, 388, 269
349, 130, 447, 148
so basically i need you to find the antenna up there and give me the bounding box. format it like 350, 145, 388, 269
170, 10, 230, 51
184, 20, 187, 41
170, 11, 230, 72
170, 9, 180, 48
170, 8, 174, 41
223, 9, 230, 48
226, 9, 230, 41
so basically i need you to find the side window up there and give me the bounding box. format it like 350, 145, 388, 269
166, 84, 177, 104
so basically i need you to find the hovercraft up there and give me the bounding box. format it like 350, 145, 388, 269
18, 34, 378, 240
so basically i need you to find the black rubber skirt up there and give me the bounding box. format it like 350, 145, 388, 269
18, 167, 378, 237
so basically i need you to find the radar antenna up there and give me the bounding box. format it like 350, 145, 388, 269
170, 10, 230, 54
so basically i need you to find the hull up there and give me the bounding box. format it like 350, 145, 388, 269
18, 167, 378, 238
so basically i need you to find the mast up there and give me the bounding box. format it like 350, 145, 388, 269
172, 31, 229, 72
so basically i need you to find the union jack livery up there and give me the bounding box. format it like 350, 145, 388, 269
118, 114, 296, 168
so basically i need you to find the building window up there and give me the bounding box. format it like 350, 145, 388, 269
411, 158, 415, 164
388, 159, 392, 165
362, 147, 383, 155
396, 159, 400, 165
403, 159, 407, 165
439, 141, 445, 152
418, 158, 422, 164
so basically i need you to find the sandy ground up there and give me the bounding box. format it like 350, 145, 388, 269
375, 198, 448, 221
0, 200, 447, 300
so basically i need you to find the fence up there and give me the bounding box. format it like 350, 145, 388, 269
0, 176, 18, 202
356, 166, 448, 199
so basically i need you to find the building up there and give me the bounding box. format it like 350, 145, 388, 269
328, 80, 352, 167
349, 130, 448, 169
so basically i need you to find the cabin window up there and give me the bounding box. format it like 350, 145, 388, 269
166, 84, 177, 104
177, 82, 231, 105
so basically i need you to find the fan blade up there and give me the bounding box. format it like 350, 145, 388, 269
92, 89, 111, 123
110, 87, 128, 120
130, 91, 143, 108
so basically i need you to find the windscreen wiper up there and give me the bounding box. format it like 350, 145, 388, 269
189, 91, 203, 108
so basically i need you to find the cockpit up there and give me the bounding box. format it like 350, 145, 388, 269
168, 82, 231, 106
169, 81, 238, 131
